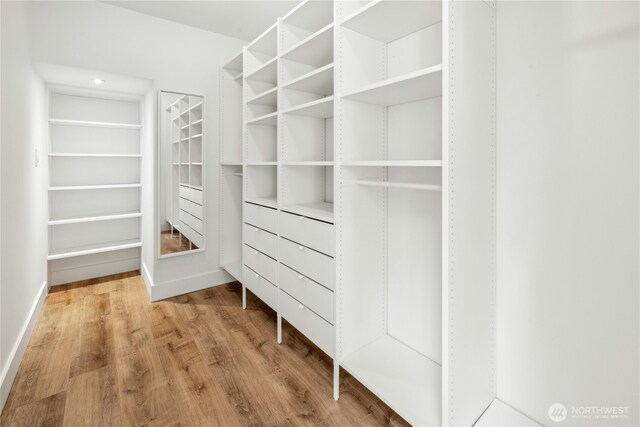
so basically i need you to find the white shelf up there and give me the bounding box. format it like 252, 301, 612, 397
245, 56, 277, 83
49, 183, 142, 191
341, 0, 442, 43
282, 63, 334, 96
222, 261, 242, 282
48, 119, 142, 129
281, 23, 333, 68
221, 161, 243, 166
234, 72, 244, 81
341, 335, 441, 427
48, 239, 142, 261
341, 160, 442, 167
247, 22, 278, 57
282, 161, 333, 166
48, 211, 142, 226
49, 153, 141, 158
191, 119, 203, 126
191, 133, 203, 139
246, 112, 278, 126
282, 96, 333, 118
282, 0, 333, 34
342, 65, 442, 106
280, 202, 334, 223
475, 400, 541, 427
247, 87, 278, 106
223, 51, 243, 75
354, 179, 442, 192
245, 196, 277, 209
245, 162, 277, 166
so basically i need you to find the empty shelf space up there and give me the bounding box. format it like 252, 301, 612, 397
341, 160, 442, 167
49, 153, 142, 158
341, 0, 442, 43
222, 261, 242, 282
282, 96, 333, 118
281, 23, 333, 68
246, 112, 278, 126
245, 196, 278, 209
282, 63, 334, 95
354, 180, 442, 192
282, 161, 334, 166
245, 56, 277, 83
48, 119, 142, 129
223, 51, 243, 76
247, 87, 278, 106
342, 65, 442, 106
49, 183, 142, 191
283, 0, 333, 34
247, 22, 278, 57
48, 239, 142, 260
221, 161, 243, 166
48, 211, 142, 225
341, 335, 441, 427
280, 202, 334, 223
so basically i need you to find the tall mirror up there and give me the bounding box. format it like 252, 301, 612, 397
159, 91, 205, 256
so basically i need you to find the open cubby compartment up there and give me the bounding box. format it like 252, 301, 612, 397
171, 141, 180, 164
179, 165, 190, 185
223, 51, 244, 79
281, 0, 333, 52
190, 165, 203, 188
50, 93, 140, 125
50, 156, 140, 187
50, 187, 140, 221
338, 165, 442, 426
281, 114, 333, 163
220, 164, 243, 277
179, 139, 189, 162
50, 215, 140, 253
190, 137, 203, 163
245, 165, 277, 208
246, 121, 277, 163
280, 165, 333, 223
280, 26, 333, 86
221, 65, 244, 164
190, 103, 203, 123
190, 120, 203, 138
50, 126, 140, 155
178, 95, 189, 112
339, 2, 442, 94
244, 23, 278, 76
245, 58, 278, 101
340, 96, 441, 163
246, 94, 277, 122
189, 95, 203, 109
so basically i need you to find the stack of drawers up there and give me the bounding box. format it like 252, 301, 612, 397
179, 185, 203, 247
278, 211, 335, 357
243, 202, 279, 310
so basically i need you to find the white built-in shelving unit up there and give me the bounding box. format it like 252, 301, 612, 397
47, 90, 143, 285
218, 1, 523, 426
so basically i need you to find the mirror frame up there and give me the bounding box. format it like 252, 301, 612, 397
156, 89, 206, 259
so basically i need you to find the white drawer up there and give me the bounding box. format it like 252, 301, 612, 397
243, 265, 277, 311
179, 185, 189, 200
243, 223, 277, 258
279, 211, 334, 256
180, 222, 203, 248
279, 289, 334, 357
244, 202, 277, 234
279, 263, 333, 324
180, 209, 203, 234
179, 185, 203, 205
184, 199, 203, 219
243, 245, 277, 285
279, 237, 334, 290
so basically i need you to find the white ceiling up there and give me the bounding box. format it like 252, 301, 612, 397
103, 1, 300, 42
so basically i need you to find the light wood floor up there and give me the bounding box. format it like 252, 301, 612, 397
0, 271, 409, 426
161, 230, 196, 255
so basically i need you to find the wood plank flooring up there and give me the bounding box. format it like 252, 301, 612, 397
1, 271, 410, 426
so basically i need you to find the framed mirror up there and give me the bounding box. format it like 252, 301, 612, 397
158, 90, 205, 257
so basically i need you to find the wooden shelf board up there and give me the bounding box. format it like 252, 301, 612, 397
49, 153, 141, 158
245, 56, 277, 83
247, 87, 278, 106
246, 112, 278, 126
342, 65, 442, 106
282, 63, 334, 96
281, 23, 333, 68
49, 184, 142, 191
222, 261, 243, 282
475, 400, 542, 427
282, 96, 333, 118
245, 196, 277, 209
341, 335, 441, 427
48, 239, 141, 260
48, 119, 142, 129
48, 211, 142, 225
280, 202, 334, 223
341, 0, 442, 43
341, 160, 442, 167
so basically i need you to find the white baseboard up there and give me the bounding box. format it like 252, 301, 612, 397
50, 257, 140, 286
141, 262, 153, 297
0, 280, 48, 412
150, 268, 234, 301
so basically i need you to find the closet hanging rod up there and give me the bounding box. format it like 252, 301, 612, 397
352, 179, 442, 192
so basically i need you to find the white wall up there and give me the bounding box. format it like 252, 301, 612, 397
497, 2, 639, 426
29, 1, 245, 297
0, 0, 48, 409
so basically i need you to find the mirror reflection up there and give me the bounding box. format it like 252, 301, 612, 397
159, 91, 205, 256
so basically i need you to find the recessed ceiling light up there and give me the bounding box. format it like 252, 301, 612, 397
92, 78, 105, 84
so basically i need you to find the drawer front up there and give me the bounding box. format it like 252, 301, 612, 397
180, 209, 203, 234
244, 223, 277, 258
243, 265, 277, 310
180, 222, 203, 247
244, 202, 277, 234
179, 185, 203, 205
184, 199, 203, 219
243, 245, 277, 285
279, 263, 333, 324
179, 185, 189, 200
279, 289, 334, 357
279, 238, 334, 290
279, 211, 334, 256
